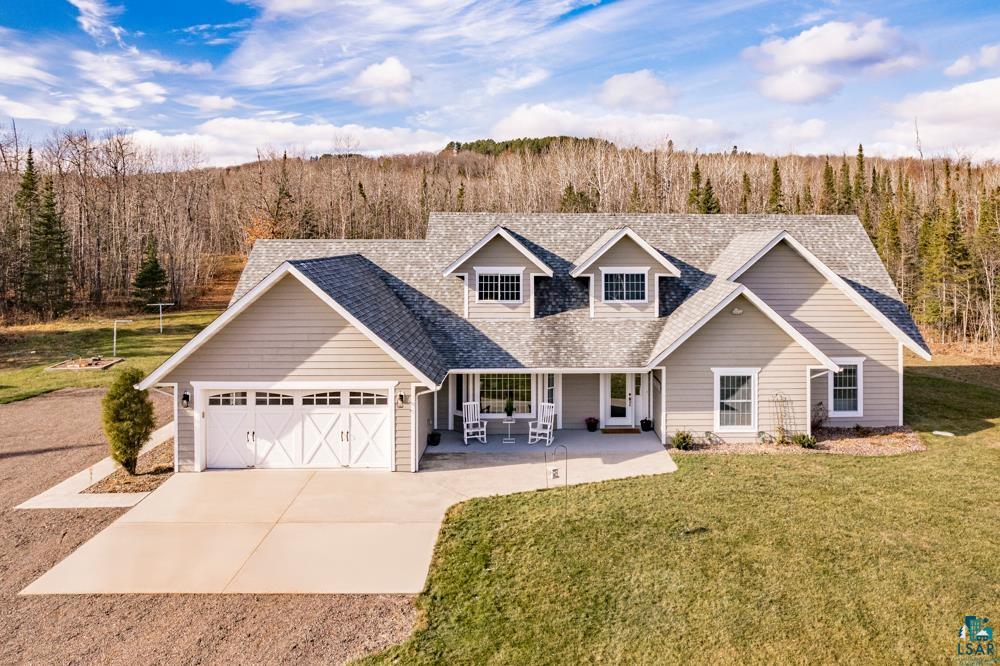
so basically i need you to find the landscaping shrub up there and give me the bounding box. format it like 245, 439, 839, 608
791, 433, 818, 449
672, 430, 696, 450
102, 367, 155, 474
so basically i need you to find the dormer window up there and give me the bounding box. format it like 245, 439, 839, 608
476, 267, 522, 303
602, 268, 648, 303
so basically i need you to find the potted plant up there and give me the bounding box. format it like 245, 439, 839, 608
504, 396, 515, 418
640, 418, 653, 432
585, 416, 599, 432
427, 430, 441, 447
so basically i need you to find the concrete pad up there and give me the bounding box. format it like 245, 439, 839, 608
225, 522, 439, 594
282, 471, 467, 523
21, 522, 270, 594
118, 470, 313, 524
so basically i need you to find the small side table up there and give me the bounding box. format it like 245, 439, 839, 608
502, 418, 516, 444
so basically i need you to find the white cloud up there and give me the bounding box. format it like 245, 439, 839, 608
180, 94, 239, 112
67, 0, 126, 46
771, 117, 826, 142
351, 56, 413, 105
598, 70, 672, 112
129, 116, 449, 166
491, 103, 728, 149
746, 19, 917, 103
879, 77, 1000, 160
0, 94, 76, 124
945, 43, 1000, 77
486, 65, 550, 95
0, 46, 56, 86
757, 66, 841, 103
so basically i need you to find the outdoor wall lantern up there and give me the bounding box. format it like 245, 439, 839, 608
731, 307, 744, 316
181, 391, 191, 408
397, 393, 409, 407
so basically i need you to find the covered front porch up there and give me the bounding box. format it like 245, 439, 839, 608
428, 427, 663, 456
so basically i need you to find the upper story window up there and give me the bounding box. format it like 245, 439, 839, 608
601, 269, 648, 303
476, 268, 522, 303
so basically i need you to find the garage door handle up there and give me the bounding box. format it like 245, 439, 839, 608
251, 431, 255, 442
246, 431, 250, 442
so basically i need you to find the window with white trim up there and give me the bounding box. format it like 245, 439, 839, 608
713, 369, 758, 431
302, 391, 341, 406
477, 270, 521, 302
349, 391, 388, 405
543, 373, 556, 405
828, 357, 864, 417
479, 373, 533, 416
208, 392, 247, 406
603, 271, 646, 302
255, 392, 294, 406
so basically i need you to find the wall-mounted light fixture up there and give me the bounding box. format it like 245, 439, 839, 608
181, 391, 191, 408
731, 307, 744, 316
397, 393, 409, 407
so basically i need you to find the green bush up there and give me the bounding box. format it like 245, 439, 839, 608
791, 433, 818, 449
102, 367, 155, 474
672, 430, 696, 450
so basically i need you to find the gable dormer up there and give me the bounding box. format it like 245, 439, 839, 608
442, 226, 553, 320
570, 227, 681, 319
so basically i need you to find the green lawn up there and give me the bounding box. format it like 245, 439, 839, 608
0, 310, 221, 403
367, 369, 1000, 664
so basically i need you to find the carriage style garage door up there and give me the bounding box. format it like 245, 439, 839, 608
205, 389, 391, 469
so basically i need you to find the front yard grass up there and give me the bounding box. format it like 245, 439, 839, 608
368, 370, 1000, 664
0, 310, 220, 403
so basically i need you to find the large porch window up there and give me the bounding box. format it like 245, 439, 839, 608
479, 373, 533, 416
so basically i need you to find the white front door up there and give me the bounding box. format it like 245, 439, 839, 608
604, 373, 634, 426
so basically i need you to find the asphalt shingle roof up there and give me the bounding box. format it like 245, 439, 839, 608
233, 213, 929, 380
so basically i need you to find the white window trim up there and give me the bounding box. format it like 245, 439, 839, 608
474, 266, 524, 304
473, 372, 537, 419
712, 367, 760, 433
828, 356, 865, 418
600, 267, 650, 304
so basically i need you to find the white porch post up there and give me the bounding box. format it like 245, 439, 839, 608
660, 367, 666, 445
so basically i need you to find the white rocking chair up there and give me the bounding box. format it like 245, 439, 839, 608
528, 402, 556, 446
463, 401, 487, 445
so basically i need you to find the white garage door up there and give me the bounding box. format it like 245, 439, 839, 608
205, 390, 392, 469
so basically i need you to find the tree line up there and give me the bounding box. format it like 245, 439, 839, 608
1, 126, 997, 353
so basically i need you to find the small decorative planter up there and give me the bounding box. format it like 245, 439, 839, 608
640, 418, 653, 432
427, 431, 442, 447
585, 417, 599, 432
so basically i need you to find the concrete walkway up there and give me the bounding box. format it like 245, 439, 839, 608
22, 435, 675, 595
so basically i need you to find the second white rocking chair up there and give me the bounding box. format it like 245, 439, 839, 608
463, 401, 487, 445
528, 402, 556, 446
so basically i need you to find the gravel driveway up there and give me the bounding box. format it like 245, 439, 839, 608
0, 388, 414, 665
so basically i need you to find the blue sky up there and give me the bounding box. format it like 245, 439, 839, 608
1, 0, 999, 166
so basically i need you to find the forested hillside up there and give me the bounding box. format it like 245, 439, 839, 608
1, 126, 998, 353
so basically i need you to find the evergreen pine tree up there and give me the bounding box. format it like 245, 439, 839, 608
12, 147, 41, 306
870, 166, 881, 201
819, 159, 837, 213
700, 178, 721, 214
23, 178, 70, 317
801, 178, 815, 213
837, 157, 854, 214
687, 163, 702, 212
876, 196, 902, 281
766, 160, 785, 213
737, 172, 751, 213
456, 182, 466, 212
853, 144, 866, 202
133, 238, 169, 307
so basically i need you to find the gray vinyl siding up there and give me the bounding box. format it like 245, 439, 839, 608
416, 390, 433, 467
163, 275, 419, 471
561, 373, 599, 429
453, 236, 536, 320
737, 240, 900, 427
659, 295, 816, 442
591, 236, 659, 319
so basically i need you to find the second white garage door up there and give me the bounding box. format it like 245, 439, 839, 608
205, 390, 392, 469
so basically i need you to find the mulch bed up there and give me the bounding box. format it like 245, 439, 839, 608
0, 387, 415, 665
83, 441, 175, 494
672, 426, 925, 456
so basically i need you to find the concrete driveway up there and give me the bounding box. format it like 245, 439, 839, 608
23, 436, 675, 595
